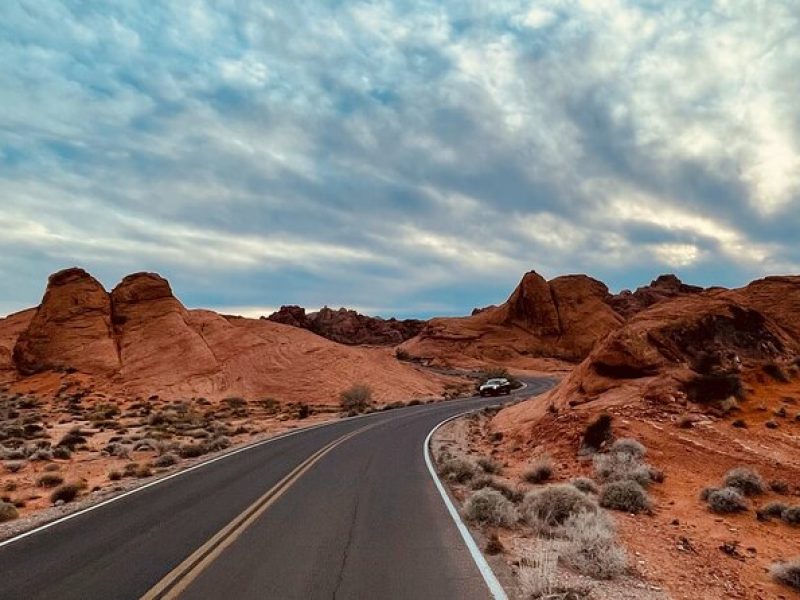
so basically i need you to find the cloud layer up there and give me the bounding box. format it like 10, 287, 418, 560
1, 1, 799, 317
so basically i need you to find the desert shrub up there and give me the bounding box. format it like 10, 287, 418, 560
764, 361, 790, 383
293, 402, 310, 419
593, 452, 652, 487
439, 458, 476, 483
757, 501, 788, 521
339, 384, 373, 414
153, 453, 178, 468
732, 419, 747, 428
4, 461, 24, 473
559, 511, 628, 579
771, 558, 800, 591
108, 470, 122, 481
477, 457, 502, 474
570, 477, 599, 495
523, 455, 554, 484
781, 506, 800, 525
178, 443, 207, 459
0, 501, 18, 522
37, 473, 64, 488
582, 414, 612, 452
50, 483, 80, 504
765, 420, 779, 429
52, 446, 71, 459
43, 463, 59, 472
135, 464, 152, 478
706, 487, 748, 513
769, 480, 790, 494
610, 438, 646, 459
394, 349, 411, 361
724, 467, 766, 496
463, 488, 519, 527
204, 436, 231, 453
600, 480, 650, 513
522, 484, 598, 529
57, 432, 86, 449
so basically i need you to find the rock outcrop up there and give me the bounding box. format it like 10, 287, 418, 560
400, 271, 624, 367
2, 268, 453, 404
265, 306, 425, 346
12, 268, 120, 375
110, 273, 218, 388
608, 274, 704, 318
506, 276, 800, 417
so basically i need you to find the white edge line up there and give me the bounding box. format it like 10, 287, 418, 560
424, 412, 510, 600
0, 409, 377, 549
1, 380, 532, 551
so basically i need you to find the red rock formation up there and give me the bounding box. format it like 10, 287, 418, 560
400, 271, 624, 368
608, 274, 703, 318
265, 305, 425, 346
12, 268, 120, 375
2, 268, 453, 404
110, 273, 218, 389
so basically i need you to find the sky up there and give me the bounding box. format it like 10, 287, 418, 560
1, 1, 799, 319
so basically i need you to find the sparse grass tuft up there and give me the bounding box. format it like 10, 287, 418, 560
593, 452, 652, 487
771, 558, 800, 591
706, 487, 748, 513
154, 453, 178, 468
599, 480, 650, 513
463, 488, 519, 527
724, 467, 766, 496
523, 455, 555, 484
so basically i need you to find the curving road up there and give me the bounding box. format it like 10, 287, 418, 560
0, 378, 555, 600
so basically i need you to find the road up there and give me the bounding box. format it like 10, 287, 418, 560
0, 378, 555, 600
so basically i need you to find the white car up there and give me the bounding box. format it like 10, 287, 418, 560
479, 378, 512, 396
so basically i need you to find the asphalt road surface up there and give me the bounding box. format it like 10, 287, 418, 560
0, 378, 555, 600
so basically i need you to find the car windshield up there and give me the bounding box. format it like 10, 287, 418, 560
485, 379, 506, 384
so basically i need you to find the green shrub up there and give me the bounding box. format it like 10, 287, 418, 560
771, 558, 800, 591
599, 480, 650, 513
724, 467, 765, 496
523, 455, 554, 484
521, 484, 598, 529
706, 487, 748, 513
463, 488, 519, 527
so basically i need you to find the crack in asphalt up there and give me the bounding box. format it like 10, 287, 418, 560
331, 450, 375, 600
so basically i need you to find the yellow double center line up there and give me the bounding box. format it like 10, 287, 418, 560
140, 423, 376, 600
